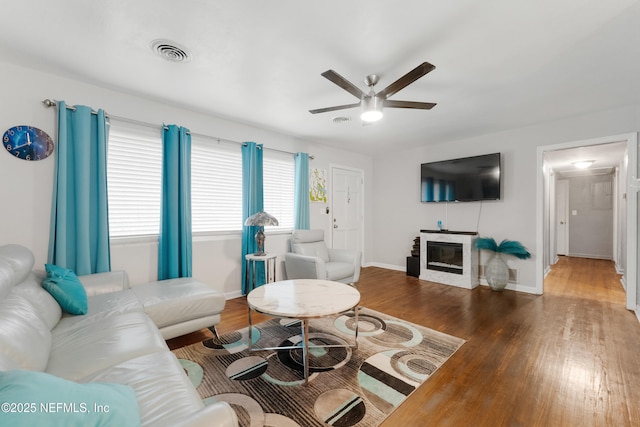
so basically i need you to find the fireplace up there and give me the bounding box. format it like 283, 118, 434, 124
427, 241, 463, 275
419, 230, 479, 289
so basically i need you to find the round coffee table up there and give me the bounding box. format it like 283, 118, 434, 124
246, 279, 360, 385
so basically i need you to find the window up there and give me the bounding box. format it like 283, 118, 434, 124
107, 120, 162, 238
191, 137, 243, 233
191, 141, 295, 233
263, 150, 294, 230
107, 121, 294, 237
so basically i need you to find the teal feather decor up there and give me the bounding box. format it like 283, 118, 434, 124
474, 237, 531, 260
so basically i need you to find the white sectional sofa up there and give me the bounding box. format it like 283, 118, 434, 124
0, 244, 238, 427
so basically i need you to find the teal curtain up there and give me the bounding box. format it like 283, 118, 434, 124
48, 101, 110, 275
158, 125, 192, 280
242, 142, 265, 294
294, 152, 310, 229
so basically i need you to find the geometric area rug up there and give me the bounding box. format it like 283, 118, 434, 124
172, 307, 465, 427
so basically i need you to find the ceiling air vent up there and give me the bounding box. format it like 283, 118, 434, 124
150, 39, 192, 63
332, 116, 351, 124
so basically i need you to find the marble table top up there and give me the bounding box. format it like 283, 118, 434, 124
247, 279, 360, 318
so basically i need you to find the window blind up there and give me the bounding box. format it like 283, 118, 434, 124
191, 137, 243, 232
106, 120, 294, 237
107, 121, 162, 237
263, 150, 295, 230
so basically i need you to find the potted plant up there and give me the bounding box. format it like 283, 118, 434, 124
474, 237, 531, 291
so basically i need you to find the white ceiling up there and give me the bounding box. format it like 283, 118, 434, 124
1, 1, 639, 157
544, 141, 627, 175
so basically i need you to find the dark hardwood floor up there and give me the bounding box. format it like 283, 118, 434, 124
167, 256, 640, 426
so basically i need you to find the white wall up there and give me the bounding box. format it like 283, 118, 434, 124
372, 104, 640, 293
2, 59, 638, 298
0, 61, 373, 298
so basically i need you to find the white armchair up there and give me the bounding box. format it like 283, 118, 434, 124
284, 229, 362, 285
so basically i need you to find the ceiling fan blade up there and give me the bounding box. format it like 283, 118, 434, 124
309, 102, 361, 114
384, 100, 437, 110
378, 62, 436, 99
321, 70, 366, 99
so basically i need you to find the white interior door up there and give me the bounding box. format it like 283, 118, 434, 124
556, 180, 569, 256
331, 166, 363, 253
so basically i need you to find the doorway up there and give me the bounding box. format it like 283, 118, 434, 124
536, 133, 637, 311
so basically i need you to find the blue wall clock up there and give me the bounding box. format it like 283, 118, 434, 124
3, 125, 54, 161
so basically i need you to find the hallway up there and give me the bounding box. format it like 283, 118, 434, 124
545, 256, 625, 305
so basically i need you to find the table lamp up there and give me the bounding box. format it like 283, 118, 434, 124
244, 211, 279, 256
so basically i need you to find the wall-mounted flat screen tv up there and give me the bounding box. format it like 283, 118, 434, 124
421, 153, 501, 202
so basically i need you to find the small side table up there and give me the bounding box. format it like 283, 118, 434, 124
245, 253, 277, 292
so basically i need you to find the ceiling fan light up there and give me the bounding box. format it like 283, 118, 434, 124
361, 96, 383, 122
361, 110, 383, 122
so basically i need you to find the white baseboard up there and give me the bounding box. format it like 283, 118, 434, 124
366, 263, 541, 295
567, 253, 613, 260
476, 278, 540, 295
226, 290, 243, 300
365, 262, 405, 272
636, 306, 640, 324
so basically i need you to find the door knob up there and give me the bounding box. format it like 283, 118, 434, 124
334, 224, 338, 228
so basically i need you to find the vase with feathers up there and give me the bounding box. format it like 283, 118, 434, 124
474, 238, 531, 291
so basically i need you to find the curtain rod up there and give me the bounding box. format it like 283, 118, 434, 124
42, 99, 314, 159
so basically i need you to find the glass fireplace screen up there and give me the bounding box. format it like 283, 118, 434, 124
426, 241, 463, 275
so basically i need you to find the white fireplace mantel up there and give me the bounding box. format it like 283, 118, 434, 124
419, 230, 479, 289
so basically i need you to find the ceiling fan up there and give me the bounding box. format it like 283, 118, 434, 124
309, 61, 437, 123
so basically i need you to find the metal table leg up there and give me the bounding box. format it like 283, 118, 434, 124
354, 306, 359, 349
246, 305, 360, 386
302, 319, 310, 385
248, 306, 253, 352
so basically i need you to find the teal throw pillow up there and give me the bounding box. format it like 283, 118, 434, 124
42, 264, 88, 315
0, 370, 141, 427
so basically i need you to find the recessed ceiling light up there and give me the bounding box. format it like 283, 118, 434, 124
573, 160, 594, 169
150, 39, 192, 63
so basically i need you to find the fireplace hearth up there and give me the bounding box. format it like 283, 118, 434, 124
419, 230, 479, 289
